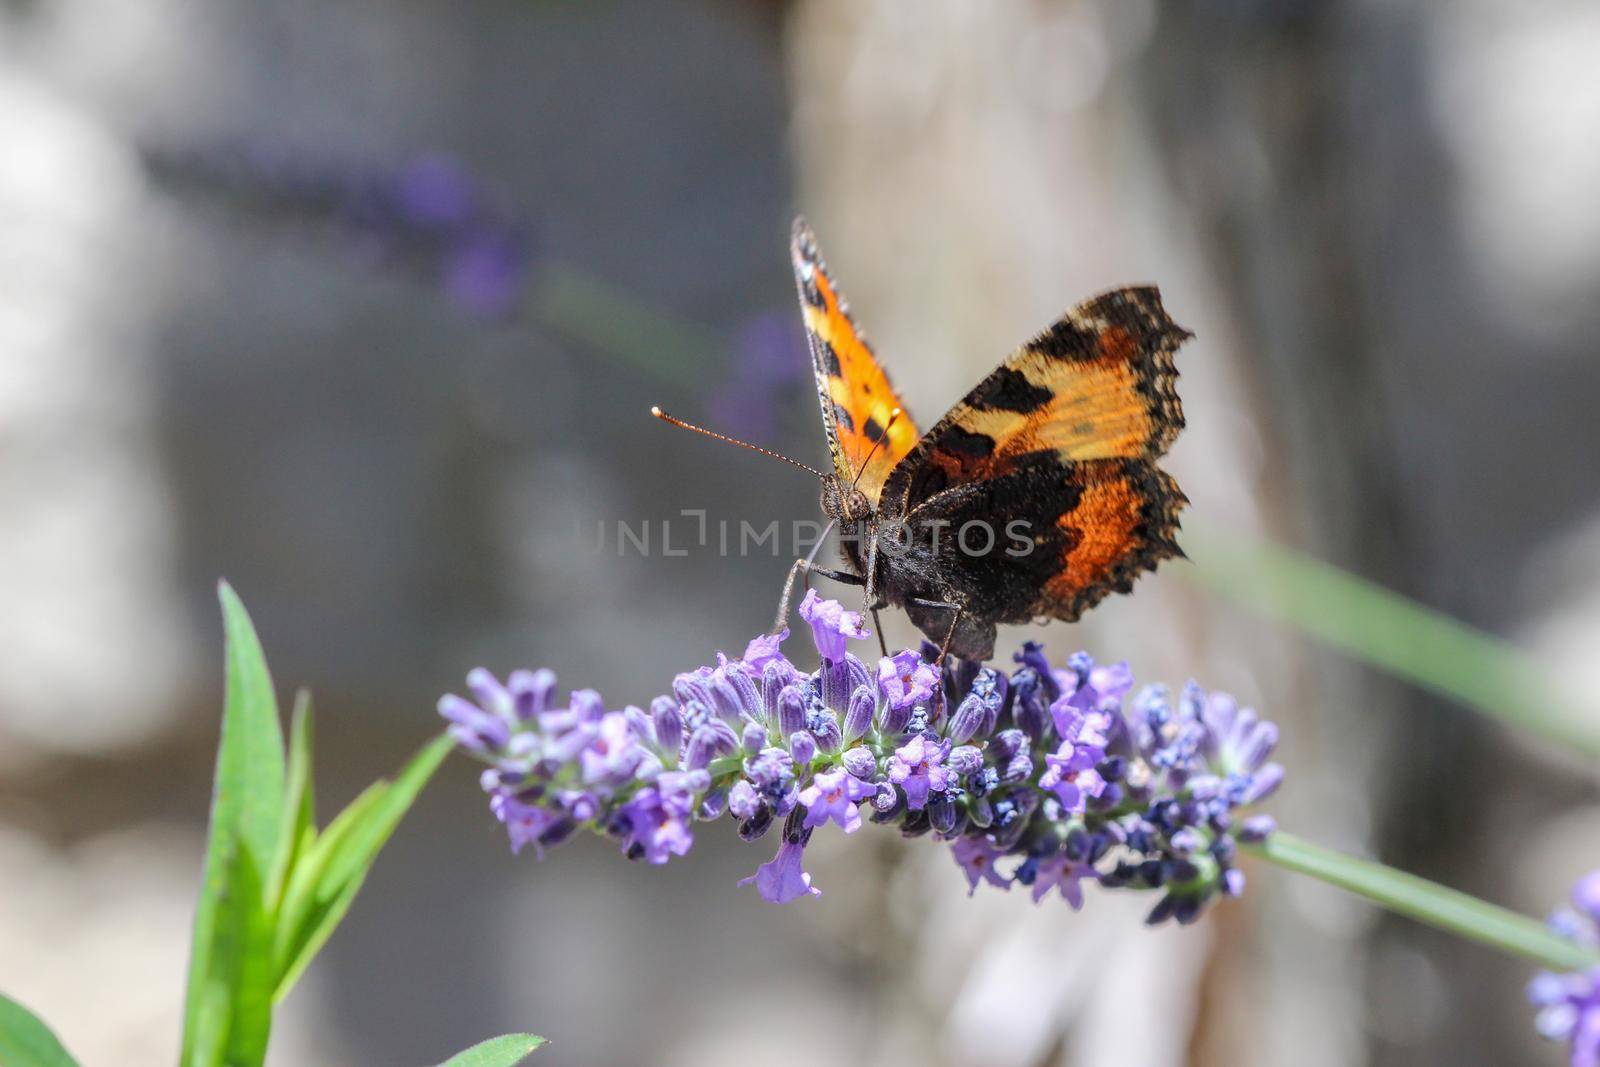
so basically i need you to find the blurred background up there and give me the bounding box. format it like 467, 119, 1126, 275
2, 1, 1599, 1064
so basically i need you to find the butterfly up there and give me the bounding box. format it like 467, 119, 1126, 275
776, 217, 1192, 662
653, 218, 1190, 661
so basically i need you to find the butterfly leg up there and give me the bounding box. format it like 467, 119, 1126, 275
861, 521, 883, 613
899, 595, 965, 662
870, 608, 889, 658
937, 607, 965, 664
770, 558, 864, 635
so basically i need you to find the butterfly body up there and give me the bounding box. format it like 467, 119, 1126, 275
789, 219, 1191, 661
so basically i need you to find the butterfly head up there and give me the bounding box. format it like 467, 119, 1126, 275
820, 474, 874, 526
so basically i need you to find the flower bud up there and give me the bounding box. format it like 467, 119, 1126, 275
623, 704, 655, 746
508, 668, 556, 720
777, 684, 807, 738
741, 721, 768, 754
1001, 753, 1034, 784
790, 730, 817, 767
698, 789, 726, 820
729, 779, 760, 821
878, 699, 912, 737
672, 671, 713, 713
809, 712, 843, 754
570, 688, 605, 723
685, 723, 733, 770
841, 746, 878, 780
650, 696, 683, 755
761, 661, 787, 721
871, 782, 902, 817
947, 745, 983, 776
927, 792, 960, 835
947, 695, 987, 744
1011, 672, 1048, 741
723, 665, 762, 722
822, 655, 870, 713
705, 718, 740, 753
1238, 814, 1277, 842
842, 686, 876, 744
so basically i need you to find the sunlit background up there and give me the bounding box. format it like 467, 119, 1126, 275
2, 1, 1599, 1064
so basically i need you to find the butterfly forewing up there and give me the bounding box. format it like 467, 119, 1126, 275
881, 286, 1189, 512
790, 219, 919, 502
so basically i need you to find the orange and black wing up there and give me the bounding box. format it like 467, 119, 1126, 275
883, 287, 1188, 509
904, 457, 1186, 631
790, 218, 919, 503
885, 286, 1190, 623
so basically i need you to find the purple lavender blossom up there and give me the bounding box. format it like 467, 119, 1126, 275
878, 650, 939, 711
440, 595, 1282, 917
887, 734, 953, 811
1530, 870, 1600, 1067
799, 768, 876, 833
1024, 853, 1097, 909
952, 836, 1011, 896
739, 839, 820, 904
799, 589, 869, 664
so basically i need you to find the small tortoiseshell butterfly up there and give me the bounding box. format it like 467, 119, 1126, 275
656, 218, 1190, 661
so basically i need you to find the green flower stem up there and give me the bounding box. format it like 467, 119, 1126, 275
1244, 831, 1600, 972
533, 265, 721, 384
1181, 522, 1600, 759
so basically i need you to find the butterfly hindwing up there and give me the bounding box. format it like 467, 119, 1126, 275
790, 219, 919, 502
892, 456, 1186, 636
882, 286, 1189, 510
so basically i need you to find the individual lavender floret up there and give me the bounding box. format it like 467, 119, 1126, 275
440, 595, 1282, 920
879, 649, 939, 712
1529, 871, 1600, 1067
798, 588, 870, 664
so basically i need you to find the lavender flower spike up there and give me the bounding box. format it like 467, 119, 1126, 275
440, 595, 1282, 919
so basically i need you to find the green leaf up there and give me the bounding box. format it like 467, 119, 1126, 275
267, 690, 317, 912
180, 582, 287, 1067
1244, 831, 1600, 971
0, 992, 81, 1067
272, 781, 388, 988
435, 1034, 547, 1067
272, 733, 455, 1001
1182, 523, 1600, 758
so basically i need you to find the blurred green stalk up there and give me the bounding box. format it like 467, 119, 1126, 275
1245, 831, 1600, 972
533, 266, 720, 382
1183, 522, 1600, 759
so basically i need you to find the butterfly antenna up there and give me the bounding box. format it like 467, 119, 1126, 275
849, 407, 902, 491
650, 407, 826, 479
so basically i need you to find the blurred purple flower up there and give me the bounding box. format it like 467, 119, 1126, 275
708, 311, 811, 442
952, 836, 1011, 896
143, 142, 534, 320
1530, 870, 1600, 1067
